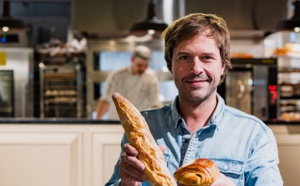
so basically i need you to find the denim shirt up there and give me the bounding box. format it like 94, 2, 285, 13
105, 94, 283, 186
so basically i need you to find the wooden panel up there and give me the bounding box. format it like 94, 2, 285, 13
275, 133, 300, 186
0, 132, 82, 186
91, 130, 123, 186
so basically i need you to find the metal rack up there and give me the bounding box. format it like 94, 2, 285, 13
39, 63, 84, 118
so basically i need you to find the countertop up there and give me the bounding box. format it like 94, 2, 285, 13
0, 118, 299, 125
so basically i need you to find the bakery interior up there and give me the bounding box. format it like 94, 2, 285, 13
0, 0, 300, 185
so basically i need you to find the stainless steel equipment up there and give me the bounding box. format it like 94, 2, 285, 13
0, 47, 33, 117
0, 0, 33, 118
218, 58, 278, 121
0, 31, 29, 48
0, 70, 13, 117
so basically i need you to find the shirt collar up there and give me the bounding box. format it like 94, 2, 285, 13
208, 94, 225, 129
171, 96, 183, 129
171, 94, 225, 129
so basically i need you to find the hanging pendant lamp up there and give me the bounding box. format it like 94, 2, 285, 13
276, 0, 300, 31
129, 0, 168, 37
0, 0, 27, 32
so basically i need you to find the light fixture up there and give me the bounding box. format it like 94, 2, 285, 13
276, 0, 300, 30
0, 0, 27, 31
129, 0, 168, 37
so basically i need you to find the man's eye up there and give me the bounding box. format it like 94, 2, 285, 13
202, 56, 213, 60
179, 56, 189, 60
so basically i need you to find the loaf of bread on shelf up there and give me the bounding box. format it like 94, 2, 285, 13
112, 92, 176, 186
174, 158, 220, 186
274, 43, 300, 56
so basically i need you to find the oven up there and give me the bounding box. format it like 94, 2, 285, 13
0, 70, 14, 117
218, 58, 278, 121
0, 48, 34, 117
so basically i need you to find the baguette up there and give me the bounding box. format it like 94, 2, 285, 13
174, 158, 220, 186
112, 92, 176, 186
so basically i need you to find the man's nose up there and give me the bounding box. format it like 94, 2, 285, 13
190, 57, 203, 75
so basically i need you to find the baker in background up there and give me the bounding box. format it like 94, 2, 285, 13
96, 45, 162, 120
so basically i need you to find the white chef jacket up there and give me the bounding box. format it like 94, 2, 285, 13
100, 67, 162, 120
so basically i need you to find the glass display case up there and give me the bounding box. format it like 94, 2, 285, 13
264, 31, 300, 121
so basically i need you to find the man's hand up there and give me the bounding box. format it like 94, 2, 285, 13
211, 173, 236, 186
119, 143, 147, 186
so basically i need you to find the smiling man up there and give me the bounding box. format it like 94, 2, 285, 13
105, 13, 283, 186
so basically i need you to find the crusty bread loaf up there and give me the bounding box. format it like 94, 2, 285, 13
174, 158, 220, 186
112, 92, 176, 186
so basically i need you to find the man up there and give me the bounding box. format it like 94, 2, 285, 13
105, 13, 283, 185
96, 45, 162, 120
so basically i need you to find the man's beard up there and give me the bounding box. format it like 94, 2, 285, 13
178, 74, 217, 105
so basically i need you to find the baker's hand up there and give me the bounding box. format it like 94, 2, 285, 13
119, 143, 147, 186
211, 173, 236, 186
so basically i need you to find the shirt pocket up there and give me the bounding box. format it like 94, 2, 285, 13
211, 158, 245, 185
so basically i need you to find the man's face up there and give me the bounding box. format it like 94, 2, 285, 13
171, 33, 225, 104
131, 57, 149, 75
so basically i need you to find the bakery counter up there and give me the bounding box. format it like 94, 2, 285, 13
268, 124, 300, 186
264, 120, 300, 125
0, 121, 124, 186
0, 121, 299, 185
1, 118, 299, 125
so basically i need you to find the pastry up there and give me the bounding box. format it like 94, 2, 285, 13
174, 158, 220, 186
112, 92, 176, 186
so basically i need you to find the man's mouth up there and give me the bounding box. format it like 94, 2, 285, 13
186, 78, 207, 86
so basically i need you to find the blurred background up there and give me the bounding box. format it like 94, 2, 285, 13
0, 0, 293, 120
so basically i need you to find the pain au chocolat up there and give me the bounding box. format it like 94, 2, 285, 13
174, 158, 220, 186
112, 92, 176, 186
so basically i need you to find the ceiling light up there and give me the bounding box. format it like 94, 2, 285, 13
147, 29, 155, 35
129, 0, 168, 38
0, 0, 27, 31
2, 26, 9, 32
276, 0, 300, 30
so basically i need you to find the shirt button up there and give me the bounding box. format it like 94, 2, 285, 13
183, 139, 189, 143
